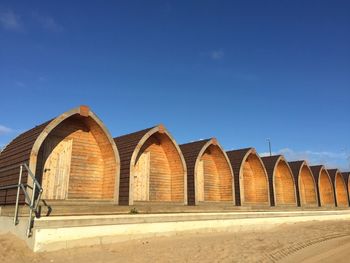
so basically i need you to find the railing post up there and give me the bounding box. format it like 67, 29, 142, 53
13, 165, 23, 225
26, 165, 37, 237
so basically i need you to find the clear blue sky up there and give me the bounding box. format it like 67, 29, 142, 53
0, 1, 349, 170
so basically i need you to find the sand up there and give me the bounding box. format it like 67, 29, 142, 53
1, 220, 350, 263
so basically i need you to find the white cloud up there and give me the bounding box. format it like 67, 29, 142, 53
260, 147, 350, 171
210, 49, 224, 60
0, 10, 22, 31
0, 125, 13, 135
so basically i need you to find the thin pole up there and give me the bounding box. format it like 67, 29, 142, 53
266, 138, 272, 156
14, 165, 23, 225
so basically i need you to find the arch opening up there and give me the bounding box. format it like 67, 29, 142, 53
335, 173, 348, 207
299, 166, 317, 206
36, 114, 117, 200
131, 132, 185, 202
196, 145, 233, 202
319, 170, 335, 206
274, 161, 296, 205
241, 153, 269, 204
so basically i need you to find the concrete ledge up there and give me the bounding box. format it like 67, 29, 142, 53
34, 210, 350, 228
1, 210, 350, 252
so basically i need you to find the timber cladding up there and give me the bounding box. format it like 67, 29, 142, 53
0, 121, 50, 204
328, 169, 348, 207
289, 161, 318, 207
310, 165, 335, 207
0, 106, 120, 205
180, 138, 234, 205
261, 155, 297, 206
341, 172, 350, 206
226, 148, 270, 206
113, 125, 187, 205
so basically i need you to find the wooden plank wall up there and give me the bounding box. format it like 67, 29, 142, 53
86, 118, 116, 199
162, 135, 185, 202
335, 173, 348, 207
319, 170, 335, 206
0, 122, 49, 205
242, 154, 269, 204
199, 145, 232, 202
36, 116, 116, 200
133, 133, 184, 202
0, 167, 26, 204
299, 166, 318, 206
274, 161, 296, 205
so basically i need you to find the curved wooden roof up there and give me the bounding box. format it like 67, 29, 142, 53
0, 121, 51, 171
288, 161, 304, 207
342, 172, 350, 186
226, 148, 253, 179
226, 147, 266, 206
0, 105, 120, 204
179, 139, 211, 179
288, 161, 304, 181
261, 155, 295, 206
328, 169, 343, 182
179, 138, 234, 205
328, 168, 347, 206
114, 124, 187, 205
289, 160, 317, 206
342, 172, 350, 202
310, 165, 331, 206
310, 165, 327, 182
261, 155, 281, 178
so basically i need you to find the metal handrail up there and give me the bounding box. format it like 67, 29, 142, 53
23, 163, 42, 193
0, 163, 43, 237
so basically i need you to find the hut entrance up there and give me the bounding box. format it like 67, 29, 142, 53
132, 132, 184, 202
196, 145, 232, 202
41, 137, 72, 199
242, 154, 269, 204
299, 166, 317, 206
319, 170, 334, 206
274, 162, 296, 205
36, 114, 118, 201
133, 152, 150, 201
335, 173, 347, 207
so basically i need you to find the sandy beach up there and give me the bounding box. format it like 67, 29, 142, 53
1, 219, 350, 263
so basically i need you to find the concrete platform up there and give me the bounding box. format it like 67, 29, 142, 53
1, 209, 350, 252
0, 201, 339, 217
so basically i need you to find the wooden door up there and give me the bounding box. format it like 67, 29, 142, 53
41, 137, 72, 200
197, 160, 205, 202
133, 151, 150, 201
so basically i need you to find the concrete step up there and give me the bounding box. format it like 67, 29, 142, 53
1, 201, 347, 217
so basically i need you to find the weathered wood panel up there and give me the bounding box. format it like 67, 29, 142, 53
181, 139, 233, 205
41, 137, 72, 199
196, 160, 204, 201
133, 151, 150, 201
36, 116, 117, 200
0, 106, 119, 205
299, 165, 317, 206
274, 161, 296, 205
319, 170, 335, 206
335, 173, 348, 207
131, 132, 185, 202
242, 153, 269, 204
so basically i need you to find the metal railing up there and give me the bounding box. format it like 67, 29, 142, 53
0, 163, 43, 237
